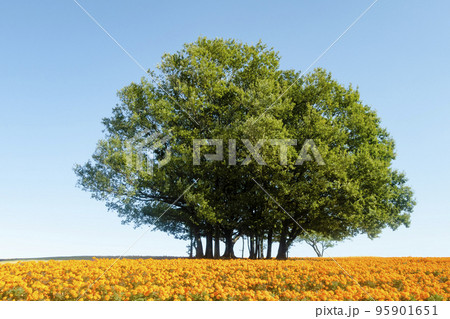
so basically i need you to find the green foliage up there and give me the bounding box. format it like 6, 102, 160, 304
3, 286, 27, 300
426, 294, 444, 301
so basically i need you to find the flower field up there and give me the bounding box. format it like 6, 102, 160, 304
1, 257, 449, 301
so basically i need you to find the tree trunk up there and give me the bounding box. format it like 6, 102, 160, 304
205, 233, 213, 259
214, 232, 220, 258
259, 236, 264, 259
256, 236, 260, 259
249, 236, 256, 259
222, 232, 236, 258
276, 227, 288, 260
266, 229, 273, 259
189, 234, 193, 258
194, 232, 204, 258
310, 243, 322, 257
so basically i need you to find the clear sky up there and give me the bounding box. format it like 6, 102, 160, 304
1, 0, 449, 259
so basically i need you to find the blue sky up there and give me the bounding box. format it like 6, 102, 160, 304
1, 0, 449, 259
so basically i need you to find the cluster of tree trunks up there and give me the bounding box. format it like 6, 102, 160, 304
190, 228, 291, 259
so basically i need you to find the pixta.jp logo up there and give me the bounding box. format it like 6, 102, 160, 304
124, 130, 171, 174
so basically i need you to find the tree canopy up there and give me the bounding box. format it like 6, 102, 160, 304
75, 37, 415, 259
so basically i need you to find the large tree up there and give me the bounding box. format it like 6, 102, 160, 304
75, 37, 415, 259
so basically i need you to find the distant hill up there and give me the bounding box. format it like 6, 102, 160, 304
0, 256, 186, 263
